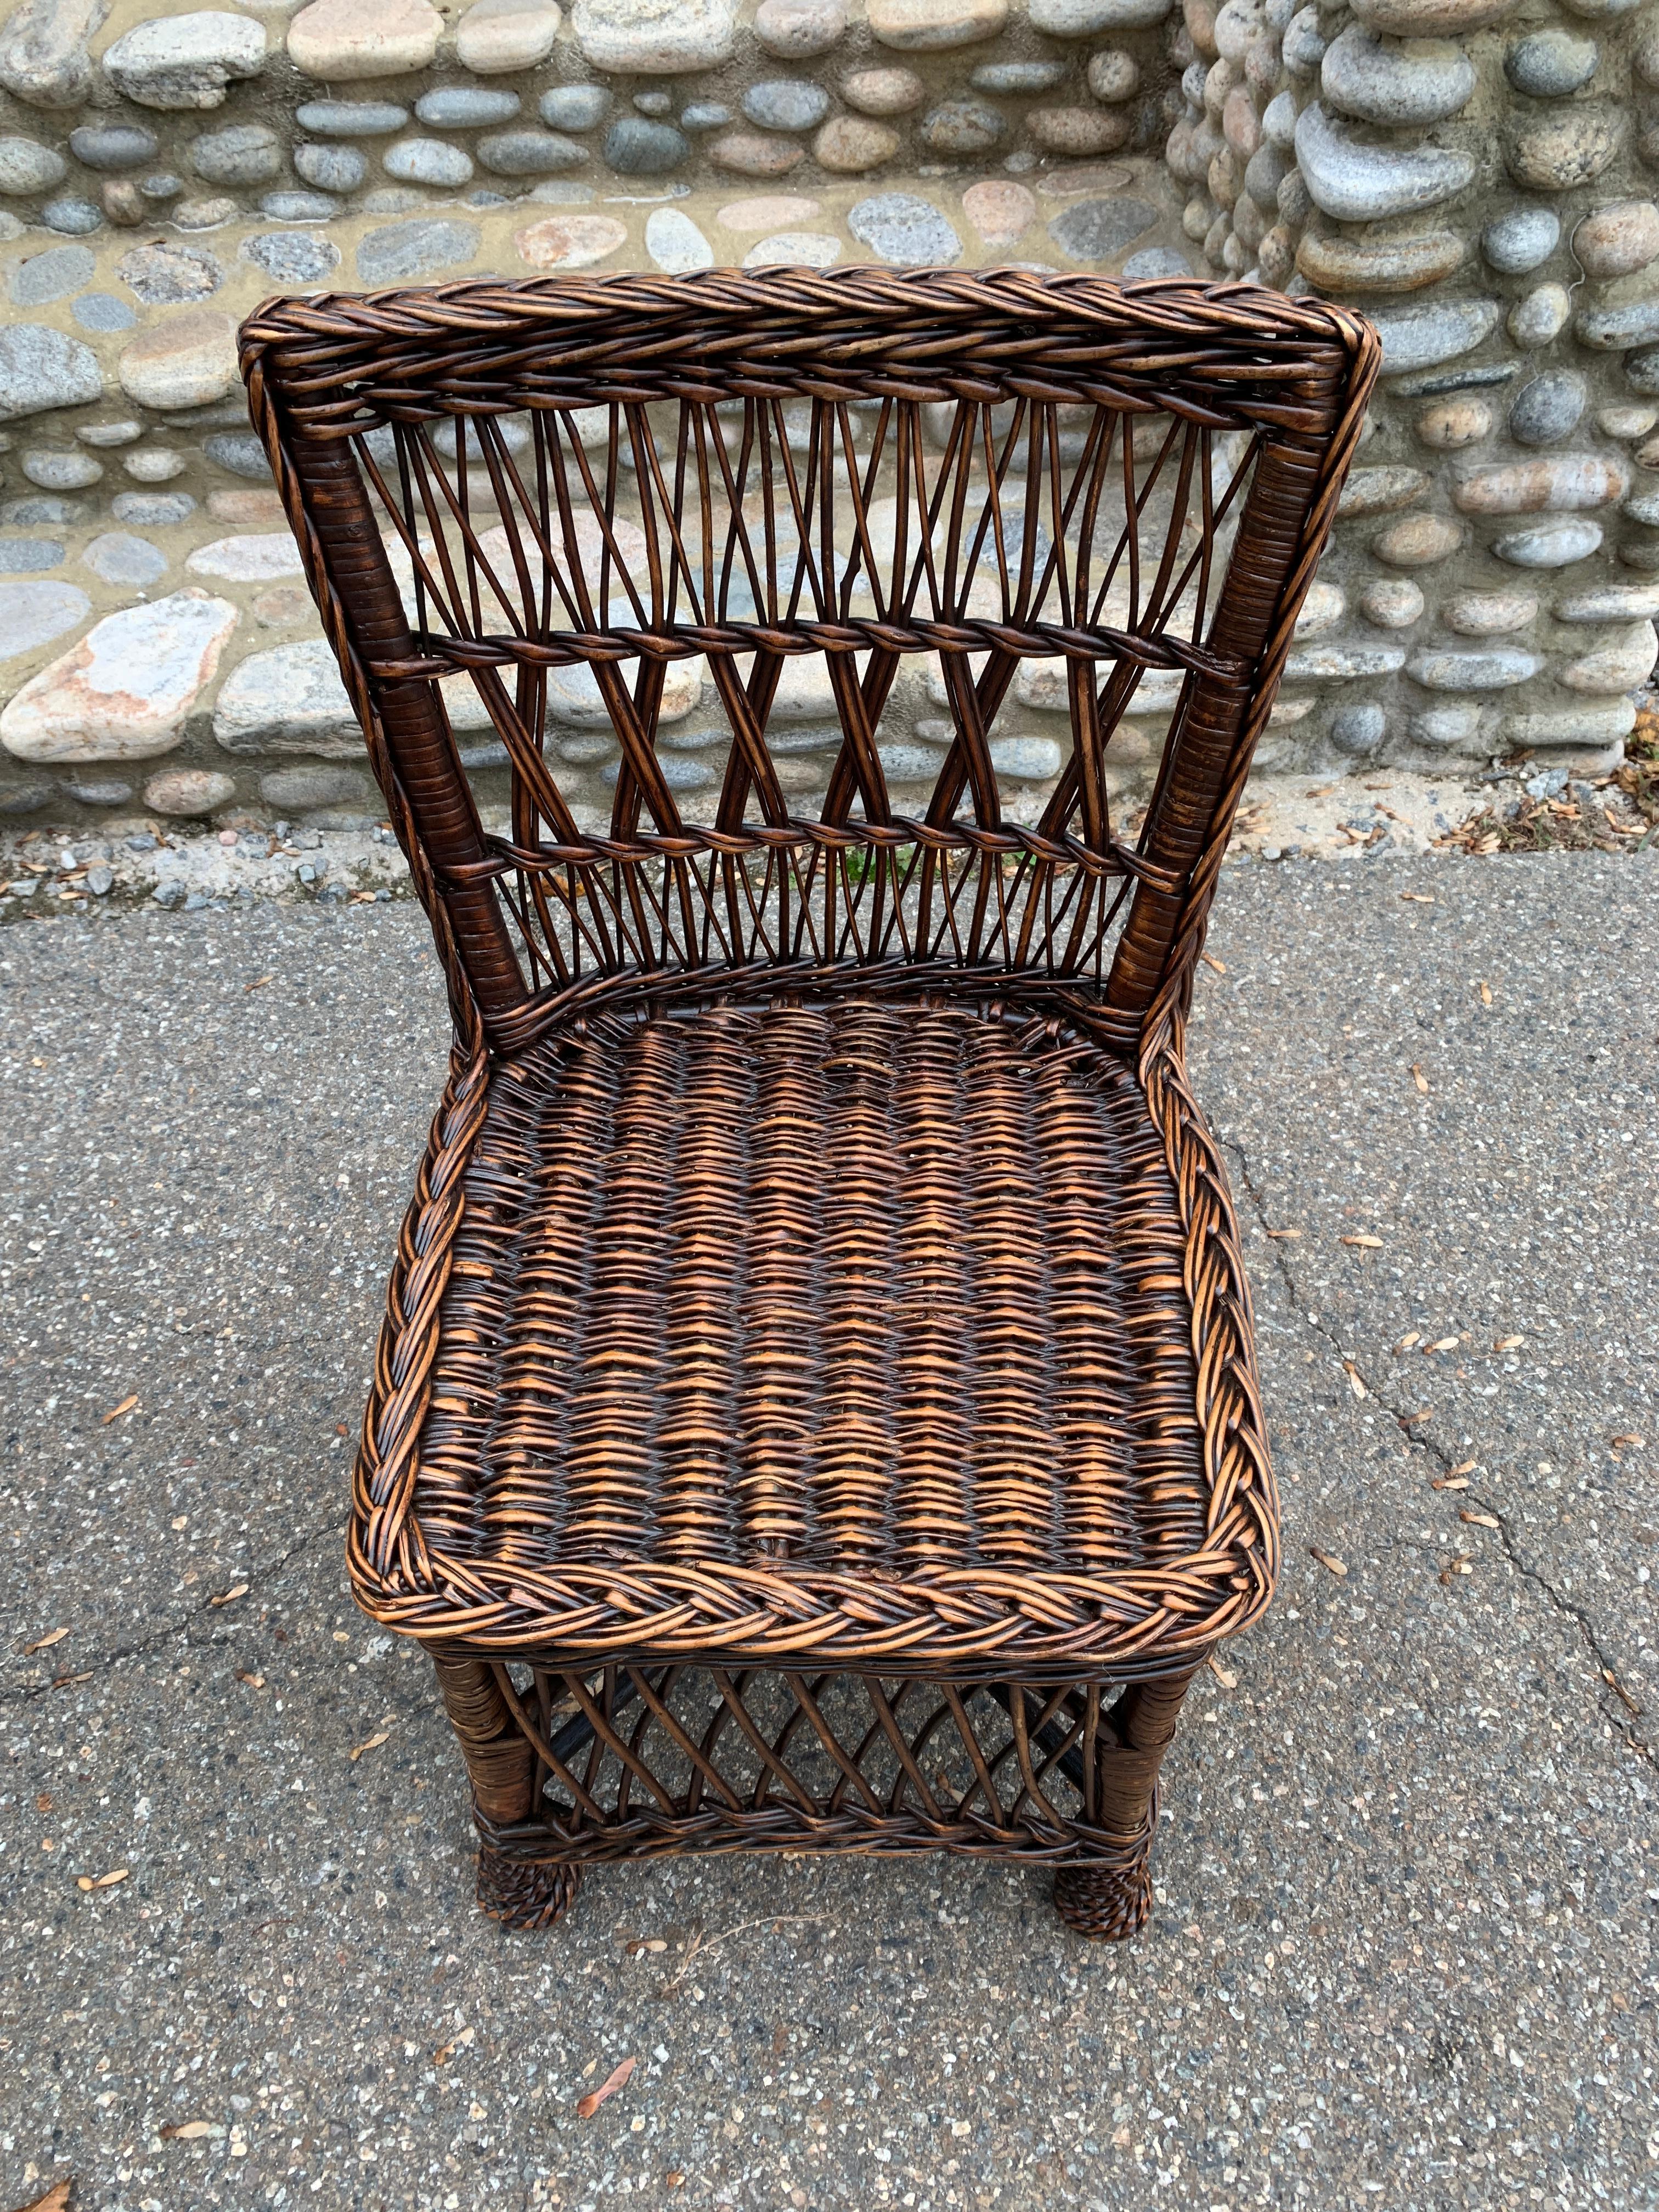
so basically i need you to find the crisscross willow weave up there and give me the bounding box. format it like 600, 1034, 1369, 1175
241, 267, 1376, 1934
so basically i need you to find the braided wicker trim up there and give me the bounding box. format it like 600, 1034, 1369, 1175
347, 1023, 1276, 1673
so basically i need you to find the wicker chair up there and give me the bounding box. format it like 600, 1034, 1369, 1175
241, 269, 1376, 1940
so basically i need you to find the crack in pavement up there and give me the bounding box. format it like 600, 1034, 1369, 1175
1223, 1133, 1656, 1773
1, 1513, 348, 1706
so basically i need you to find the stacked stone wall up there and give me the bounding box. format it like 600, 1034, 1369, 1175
0, 0, 1651, 828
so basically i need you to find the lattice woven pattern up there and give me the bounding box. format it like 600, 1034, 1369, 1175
239, 267, 1376, 1686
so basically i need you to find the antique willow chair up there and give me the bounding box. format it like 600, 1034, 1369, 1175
242, 269, 1375, 1940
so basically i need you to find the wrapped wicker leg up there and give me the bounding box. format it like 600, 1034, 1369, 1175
238, 269, 1378, 1940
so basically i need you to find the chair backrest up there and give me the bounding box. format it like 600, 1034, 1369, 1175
240, 269, 1376, 1059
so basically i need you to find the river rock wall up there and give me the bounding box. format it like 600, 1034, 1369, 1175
0, 0, 1651, 829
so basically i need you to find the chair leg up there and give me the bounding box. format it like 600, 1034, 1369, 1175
431, 1654, 581, 1931
1053, 1667, 1197, 1942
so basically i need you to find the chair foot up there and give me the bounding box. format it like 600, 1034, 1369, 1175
1053, 1855, 1153, 1943
476, 1846, 582, 1932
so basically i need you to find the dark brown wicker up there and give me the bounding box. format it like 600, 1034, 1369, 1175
240, 267, 1377, 1940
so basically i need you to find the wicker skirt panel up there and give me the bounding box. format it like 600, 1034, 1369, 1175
348, 990, 1276, 1675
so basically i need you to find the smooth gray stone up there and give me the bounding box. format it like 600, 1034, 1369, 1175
292, 143, 368, 193
0, 782, 53, 811
1407, 647, 1542, 690
259, 765, 373, 811
0, 134, 66, 193
1295, 101, 1474, 222
679, 101, 731, 130
70, 290, 133, 335
1, 494, 78, 523
294, 100, 409, 137
1122, 245, 1192, 278
1281, 4, 1324, 70
989, 735, 1063, 780
1320, 26, 1474, 126
1047, 195, 1158, 261
202, 432, 272, 479
603, 118, 688, 174
9, 242, 95, 306
69, 125, 159, 173
972, 59, 1064, 89
475, 129, 587, 175
81, 529, 167, 586
383, 137, 474, 188
632, 88, 673, 115
1576, 300, 1659, 351
539, 85, 610, 131
0, 322, 102, 419
0, 0, 103, 109
241, 230, 340, 284
1244, 143, 1291, 205
1329, 700, 1385, 754
1409, 703, 1484, 748
1391, 360, 1519, 398
742, 78, 831, 131
1626, 347, 1659, 396
259, 191, 337, 221
1554, 582, 1659, 620
21, 447, 99, 489
110, 491, 194, 523
849, 191, 963, 267
356, 217, 481, 284
415, 86, 521, 127
0, 538, 64, 571
1508, 370, 1586, 447
189, 122, 281, 186
1372, 298, 1500, 376
1505, 27, 1598, 95
1492, 520, 1604, 568
63, 780, 133, 807
138, 172, 183, 201
1283, 641, 1407, 681
919, 98, 1003, 153
1262, 88, 1298, 148
1623, 488, 1659, 527
41, 196, 101, 234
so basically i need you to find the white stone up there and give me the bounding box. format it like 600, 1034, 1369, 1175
102, 13, 266, 110
1503, 698, 1635, 751
0, 589, 238, 760
571, 0, 736, 71
1028, 0, 1169, 25
0, 322, 103, 419
1507, 284, 1570, 348
545, 656, 704, 725
645, 206, 714, 272
869, 0, 1009, 46
286, 0, 443, 76
455, 0, 562, 72
1407, 646, 1541, 690
185, 533, 307, 582
1555, 621, 1657, 692
1370, 298, 1500, 376
1319, 26, 1474, 126
1492, 520, 1604, 568
1293, 580, 1345, 636
1443, 590, 1537, 635
212, 637, 359, 752
1553, 582, 1659, 622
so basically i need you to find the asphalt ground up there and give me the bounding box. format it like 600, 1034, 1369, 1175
1, 850, 1656, 2212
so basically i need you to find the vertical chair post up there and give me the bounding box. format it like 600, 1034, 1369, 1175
281, 427, 529, 1031
1054, 1664, 1198, 1941
431, 1654, 579, 1930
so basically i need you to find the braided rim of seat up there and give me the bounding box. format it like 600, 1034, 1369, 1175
341, 1012, 1277, 1675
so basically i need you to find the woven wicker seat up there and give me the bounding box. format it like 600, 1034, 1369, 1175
241, 267, 1376, 1940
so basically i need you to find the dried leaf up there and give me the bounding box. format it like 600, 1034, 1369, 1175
349, 1729, 391, 1762
1479, 981, 1493, 1007
666, 2174, 686, 2191
1308, 1547, 1348, 1578
1400, 1409, 1432, 1426
235, 1671, 265, 1689
1400, 892, 1434, 905
100, 1394, 139, 1425
576, 2056, 636, 2118
1410, 1063, 1429, 1094
1395, 1331, 1420, 1353
1611, 1433, 1645, 1449
11, 2180, 73, 2212
1494, 1335, 1525, 1352
1603, 1670, 1643, 1718
1201, 952, 1227, 975
160, 2119, 217, 2141
1432, 1476, 1470, 1492
1459, 1510, 1501, 1531
210, 1584, 248, 1608
75, 1867, 128, 1892
1265, 1227, 1301, 1240
1340, 1234, 1383, 1249
1447, 1460, 1479, 1477
244, 975, 273, 992
24, 1626, 69, 1655
624, 1938, 667, 1956
1440, 1554, 1474, 1582
1343, 1362, 1367, 1401
1208, 1654, 1238, 1689
1425, 1336, 1460, 1355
